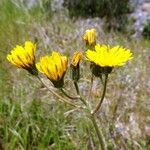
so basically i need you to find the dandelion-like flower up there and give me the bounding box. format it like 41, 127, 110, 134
7, 41, 37, 75
71, 51, 82, 81
86, 44, 133, 74
83, 28, 96, 46
36, 51, 68, 88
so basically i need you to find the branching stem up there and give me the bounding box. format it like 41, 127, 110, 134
37, 76, 79, 108
60, 88, 80, 100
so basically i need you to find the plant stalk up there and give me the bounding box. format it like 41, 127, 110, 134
37, 76, 79, 108
73, 81, 107, 149
74, 81, 80, 95
90, 114, 107, 150
73, 81, 88, 106
60, 88, 80, 100
91, 74, 108, 114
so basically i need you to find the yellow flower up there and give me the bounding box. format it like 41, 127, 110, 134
36, 51, 68, 88
71, 51, 82, 67
7, 41, 37, 74
86, 44, 133, 68
83, 28, 96, 46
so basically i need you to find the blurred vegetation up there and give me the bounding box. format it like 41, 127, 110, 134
0, 0, 150, 149
0, 0, 52, 51
142, 20, 150, 40
64, 0, 131, 31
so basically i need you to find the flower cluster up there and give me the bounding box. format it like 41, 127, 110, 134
7, 28, 133, 88
6, 29, 134, 148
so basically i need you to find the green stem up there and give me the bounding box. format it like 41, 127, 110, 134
73, 85, 107, 149
73, 81, 88, 106
87, 74, 94, 101
74, 81, 80, 95
91, 74, 108, 114
37, 76, 79, 108
90, 114, 107, 150
60, 88, 79, 100
79, 96, 88, 106
100, 75, 104, 85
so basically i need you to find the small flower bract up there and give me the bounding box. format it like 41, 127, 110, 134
36, 51, 68, 88
71, 51, 82, 67
83, 28, 96, 46
86, 44, 133, 67
7, 41, 36, 70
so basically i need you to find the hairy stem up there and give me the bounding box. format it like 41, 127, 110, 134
72, 82, 107, 149
90, 114, 107, 150
60, 88, 80, 100
87, 74, 94, 101
91, 74, 108, 114
73, 81, 88, 106
74, 81, 80, 95
37, 76, 79, 108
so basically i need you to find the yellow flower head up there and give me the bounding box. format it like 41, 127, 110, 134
36, 51, 68, 88
71, 51, 83, 67
83, 28, 96, 46
86, 44, 133, 67
7, 41, 36, 72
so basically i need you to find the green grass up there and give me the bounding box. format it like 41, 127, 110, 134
0, 99, 76, 149
0, 0, 150, 149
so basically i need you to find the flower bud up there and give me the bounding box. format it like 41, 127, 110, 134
83, 28, 96, 48
70, 51, 82, 82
